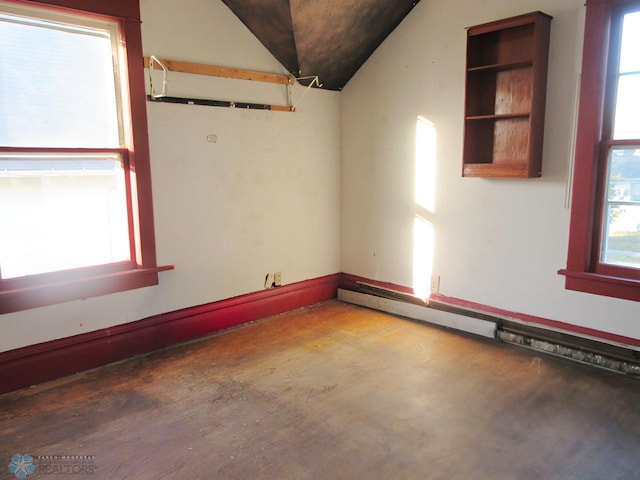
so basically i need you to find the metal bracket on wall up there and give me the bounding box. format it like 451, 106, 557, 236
144, 56, 302, 112
292, 75, 322, 111
148, 55, 168, 99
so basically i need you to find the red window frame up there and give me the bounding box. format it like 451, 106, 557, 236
0, 0, 172, 314
560, 0, 640, 301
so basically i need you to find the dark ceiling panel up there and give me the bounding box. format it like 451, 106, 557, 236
221, 0, 299, 76
291, 0, 419, 90
220, 0, 421, 91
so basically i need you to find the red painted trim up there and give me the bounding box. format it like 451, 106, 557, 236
429, 292, 640, 348
0, 266, 174, 315
565, 0, 610, 274
559, 268, 640, 302
121, 15, 158, 270
0, 274, 339, 394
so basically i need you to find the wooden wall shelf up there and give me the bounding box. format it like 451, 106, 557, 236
462, 12, 552, 178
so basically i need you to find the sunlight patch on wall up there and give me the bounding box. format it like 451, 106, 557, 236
415, 116, 437, 213
413, 215, 434, 299
413, 116, 437, 299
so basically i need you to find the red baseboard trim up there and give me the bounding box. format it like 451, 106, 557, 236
0, 273, 340, 395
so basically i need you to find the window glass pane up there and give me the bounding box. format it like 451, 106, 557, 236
613, 10, 640, 140
613, 74, 640, 139
601, 148, 640, 268
619, 10, 640, 74
0, 12, 120, 147
0, 153, 130, 279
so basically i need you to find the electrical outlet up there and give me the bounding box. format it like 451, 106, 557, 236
264, 273, 273, 289
430, 275, 440, 294
274, 272, 282, 287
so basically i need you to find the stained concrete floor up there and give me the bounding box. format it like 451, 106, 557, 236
1, 300, 640, 479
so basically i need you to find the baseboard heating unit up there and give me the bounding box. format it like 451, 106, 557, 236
338, 285, 640, 378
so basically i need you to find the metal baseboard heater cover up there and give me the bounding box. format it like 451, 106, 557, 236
498, 331, 640, 376
338, 288, 497, 339
340, 282, 640, 378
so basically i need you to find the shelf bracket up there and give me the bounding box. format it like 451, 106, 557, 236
291, 75, 322, 112
148, 55, 168, 99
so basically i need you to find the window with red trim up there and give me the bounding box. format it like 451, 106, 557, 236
0, 0, 171, 314
561, 0, 640, 301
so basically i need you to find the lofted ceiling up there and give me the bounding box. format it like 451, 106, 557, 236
221, 0, 421, 91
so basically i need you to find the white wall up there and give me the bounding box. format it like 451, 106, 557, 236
341, 0, 640, 340
5, 0, 639, 354
0, 0, 341, 352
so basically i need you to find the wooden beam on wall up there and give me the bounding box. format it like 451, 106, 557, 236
144, 57, 294, 85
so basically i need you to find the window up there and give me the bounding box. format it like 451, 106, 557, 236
0, 0, 170, 314
560, 0, 640, 301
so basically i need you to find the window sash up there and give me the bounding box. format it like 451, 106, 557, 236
0, 1, 126, 149
592, 4, 640, 278
596, 144, 640, 277
0, 147, 136, 286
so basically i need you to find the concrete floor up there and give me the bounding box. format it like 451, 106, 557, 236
1, 300, 640, 479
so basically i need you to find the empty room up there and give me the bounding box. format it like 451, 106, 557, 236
1, 0, 640, 478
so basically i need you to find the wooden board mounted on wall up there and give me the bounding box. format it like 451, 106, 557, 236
144, 56, 295, 112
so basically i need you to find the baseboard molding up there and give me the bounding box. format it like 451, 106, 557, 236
338, 289, 497, 338
0, 273, 340, 395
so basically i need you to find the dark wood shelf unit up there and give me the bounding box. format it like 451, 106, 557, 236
462, 11, 552, 178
